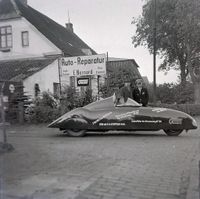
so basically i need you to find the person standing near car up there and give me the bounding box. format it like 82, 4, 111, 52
132, 78, 149, 106
113, 81, 132, 105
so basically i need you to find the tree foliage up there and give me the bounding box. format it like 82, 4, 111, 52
155, 82, 194, 104
132, 0, 200, 103
132, 0, 183, 71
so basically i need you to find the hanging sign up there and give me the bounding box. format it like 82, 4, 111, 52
61, 54, 106, 76
77, 77, 90, 86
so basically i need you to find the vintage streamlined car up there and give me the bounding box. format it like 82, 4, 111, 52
48, 96, 197, 136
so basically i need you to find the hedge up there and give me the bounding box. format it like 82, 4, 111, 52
154, 103, 200, 116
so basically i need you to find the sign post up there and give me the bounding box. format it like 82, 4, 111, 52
0, 97, 7, 144
97, 75, 100, 100
0, 83, 7, 144
0, 82, 13, 152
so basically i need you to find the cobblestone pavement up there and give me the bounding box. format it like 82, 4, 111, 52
0, 117, 199, 199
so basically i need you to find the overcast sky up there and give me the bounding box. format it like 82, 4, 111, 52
28, 0, 179, 84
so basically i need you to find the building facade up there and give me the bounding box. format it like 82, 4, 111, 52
0, 0, 142, 99
0, 0, 97, 98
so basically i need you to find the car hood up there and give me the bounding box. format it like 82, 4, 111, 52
138, 107, 189, 117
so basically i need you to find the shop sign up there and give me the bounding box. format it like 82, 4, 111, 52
61, 54, 106, 76
77, 77, 90, 87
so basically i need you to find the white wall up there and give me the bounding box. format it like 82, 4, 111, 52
0, 17, 61, 60
23, 59, 60, 97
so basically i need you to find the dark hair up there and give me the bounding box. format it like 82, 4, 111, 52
135, 79, 143, 84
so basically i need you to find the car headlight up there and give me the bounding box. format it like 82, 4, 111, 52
192, 118, 197, 127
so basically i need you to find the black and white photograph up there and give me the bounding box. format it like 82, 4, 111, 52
0, 0, 199, 198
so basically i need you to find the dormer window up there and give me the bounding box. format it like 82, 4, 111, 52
21, 31, 29, 47
0, 26, 12, 49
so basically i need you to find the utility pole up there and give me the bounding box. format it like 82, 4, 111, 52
58, 56, 62, 97
97, 75, 100, 100
153, 0, 157, 105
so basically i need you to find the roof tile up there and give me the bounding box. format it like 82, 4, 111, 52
0, 58, 57, 81
14, 0, 97, 56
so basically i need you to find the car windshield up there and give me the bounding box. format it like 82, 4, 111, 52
84, 96, 141, 111
115, 98, 141, 107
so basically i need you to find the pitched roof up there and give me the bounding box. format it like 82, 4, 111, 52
0, 0, 20, 20
0, 58, 57, 81
106, 59, 142, 87
107, 58, 140, 68
0, 0, 96, 56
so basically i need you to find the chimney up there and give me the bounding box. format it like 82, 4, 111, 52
65, 11, 74, 33
19, 0, 27, 5
65, 22, 73, 33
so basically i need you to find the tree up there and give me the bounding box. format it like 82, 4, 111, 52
176, 0, 200, 103
132, 0, 200, 103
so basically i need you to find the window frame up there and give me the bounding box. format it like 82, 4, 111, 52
0, 26, 12, 49
53, 82, 61, 97
21, 31, 29, 47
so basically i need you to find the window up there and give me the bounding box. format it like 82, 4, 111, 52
0, 26, 12, 49
21, 31, 29, 47
53, 83, 60, 97
34, 83, 40, 97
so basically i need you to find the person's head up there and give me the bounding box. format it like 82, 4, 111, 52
135, 79, 143, 88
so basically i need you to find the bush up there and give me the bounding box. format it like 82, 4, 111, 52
155, 103, 200, 116
61, 86, 94, 111
26, 92, 62, 123
26, 88, 95, 123
147, 82, 194, 104
31, 105, 61, 123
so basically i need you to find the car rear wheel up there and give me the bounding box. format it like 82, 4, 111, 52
164, 129, 183, 136
65, 129, 86, 137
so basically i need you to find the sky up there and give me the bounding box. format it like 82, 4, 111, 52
28, 0, 179, 84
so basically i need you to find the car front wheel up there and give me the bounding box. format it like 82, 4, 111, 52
64, 129, 86, 137
164, 129, 183, 136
